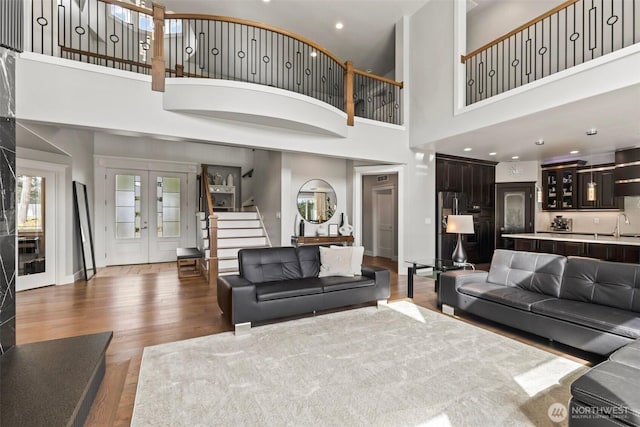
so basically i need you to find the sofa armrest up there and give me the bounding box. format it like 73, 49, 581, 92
362, 264, 390, 285
440, 270, 489, 291
217, 275, 256, 322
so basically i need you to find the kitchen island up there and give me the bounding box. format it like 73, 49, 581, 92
502, 232, 640, 263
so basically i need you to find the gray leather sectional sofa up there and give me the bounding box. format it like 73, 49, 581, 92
441, 249, 640, 426
440, 249, 640, 355
217, 246, 390, 332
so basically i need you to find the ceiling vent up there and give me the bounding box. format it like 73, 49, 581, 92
614, 148, 640, 196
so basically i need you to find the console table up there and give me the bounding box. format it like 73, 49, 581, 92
291, 235, 354, 246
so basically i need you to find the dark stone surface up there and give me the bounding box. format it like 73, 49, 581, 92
0, 113, 15, 357
1, 332, 113, 427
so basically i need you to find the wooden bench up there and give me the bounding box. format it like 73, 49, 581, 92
176, 247, 202, 278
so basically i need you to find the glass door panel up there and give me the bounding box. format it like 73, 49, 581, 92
16, 169, 56, 291
504, 192, 525, 233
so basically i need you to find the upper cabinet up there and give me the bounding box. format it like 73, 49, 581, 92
541, 161, 585, 210
577, 164, 622, 210
542, 161, 621, 211
436, 155, 496, 209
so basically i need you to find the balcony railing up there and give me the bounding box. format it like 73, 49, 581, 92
462, 0, 639, 105
29, 0, 403, 126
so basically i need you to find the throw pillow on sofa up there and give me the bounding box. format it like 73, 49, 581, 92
319, 246, 355, 277
330, 245, 364, 276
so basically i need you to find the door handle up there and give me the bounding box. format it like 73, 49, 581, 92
141, 226, 148, 230
500, 226, 505, 231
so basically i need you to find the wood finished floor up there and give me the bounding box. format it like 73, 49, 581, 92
15, 256, 599, 426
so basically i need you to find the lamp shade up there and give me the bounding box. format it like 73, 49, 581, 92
446, 215, 475, 234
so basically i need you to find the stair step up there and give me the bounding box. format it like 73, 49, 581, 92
218, 228, 264, 238
218, 220, 261, 229
219, 267, 239, 276
217, 245, 269, 258
219, 258, 238, 270
218, 237, 267, 248
216, 212, 259, 220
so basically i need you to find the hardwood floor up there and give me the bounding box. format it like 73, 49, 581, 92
15, 256, 598, 426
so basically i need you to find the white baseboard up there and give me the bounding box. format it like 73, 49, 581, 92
364, 250, 374, 256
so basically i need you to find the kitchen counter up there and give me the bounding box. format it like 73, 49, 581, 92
502, 232, 640, 246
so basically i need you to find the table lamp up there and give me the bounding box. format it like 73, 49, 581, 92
445, 215, 475, 266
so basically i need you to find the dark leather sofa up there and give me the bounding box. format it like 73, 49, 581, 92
441, 249, 640, 426
569, 338, 640, 426
217, 246, 390, 332
440, 249, 640, 355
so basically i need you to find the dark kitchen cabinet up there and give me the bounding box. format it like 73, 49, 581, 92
541, 161, 585, 210
557, 241, 585, 256
577, 165, 621, 210
514, 239, 536, 251
436, 155, 496, 209
537, 239, 556, 253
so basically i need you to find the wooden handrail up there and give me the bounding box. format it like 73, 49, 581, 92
461, 0, 579, 63
100, 0, 152, 15
166, 12, 346, 69
353, 69, 404, 88
202, 166, 214, 217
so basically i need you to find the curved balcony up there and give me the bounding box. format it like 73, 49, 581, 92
29, 0, 404, 131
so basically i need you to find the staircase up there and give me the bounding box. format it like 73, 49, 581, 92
216, 211, 270, 275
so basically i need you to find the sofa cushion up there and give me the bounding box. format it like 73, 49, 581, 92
459, 282, 557, 311
609, 339, 640, 370
486, 249, 566, 297
317, 276, 375, 292
255, 280, 323, 302
296, 245, 321, 278
571, 360, 640, 426
561, 257, 640, 312
239, 247, 302, 283
532, 299, 640, 339
330, 245, 364, 276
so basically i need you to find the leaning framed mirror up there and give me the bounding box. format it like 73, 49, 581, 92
73, 181, 97, 280
297, 179, 337, 224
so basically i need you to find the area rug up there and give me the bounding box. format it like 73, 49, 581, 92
131, 302, 588, 426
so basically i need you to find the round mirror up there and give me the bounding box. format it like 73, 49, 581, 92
297, 179, 337, 224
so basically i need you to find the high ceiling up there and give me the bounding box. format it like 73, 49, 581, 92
162, 0, 432, 77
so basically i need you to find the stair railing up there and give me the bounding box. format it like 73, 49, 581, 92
29, 0, 404, 126
254, 205, 272, 248
461, 0, 639, 105
201, 165, 218, 285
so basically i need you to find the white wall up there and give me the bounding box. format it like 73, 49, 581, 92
16, 53, 410, 165
467, 1, 566, 52
280, 153, 349, 246
496, 161, 539, 183
253, 150, 283, 246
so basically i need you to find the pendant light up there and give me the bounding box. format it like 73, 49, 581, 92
587, 162, 597, 202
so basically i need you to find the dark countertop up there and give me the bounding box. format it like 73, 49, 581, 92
1, 331, 112, 427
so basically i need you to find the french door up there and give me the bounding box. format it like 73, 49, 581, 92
106, 169, 188, 265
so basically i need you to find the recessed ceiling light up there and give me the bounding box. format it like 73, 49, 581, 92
335, 22, 344, 30
310, 51, 318, 58
464, 147, 472, 152
489, 152, 497, 156
263, 0, 270, 2
570, 150, 579, 154
586, 128, 598, 136
535, 139, 544, 146
512, 156, 519, 160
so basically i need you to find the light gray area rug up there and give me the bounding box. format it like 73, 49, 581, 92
132, 302, 588, 426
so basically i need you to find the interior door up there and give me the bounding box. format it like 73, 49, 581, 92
373, 188, 394, 258
107, 170, 150, 265
16, 169, 56, 291
106, 169, 188, 265
495, 182, 535, 250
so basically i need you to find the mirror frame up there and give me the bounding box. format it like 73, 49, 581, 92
73, 181, 97, 280
297, 179, 337, 224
